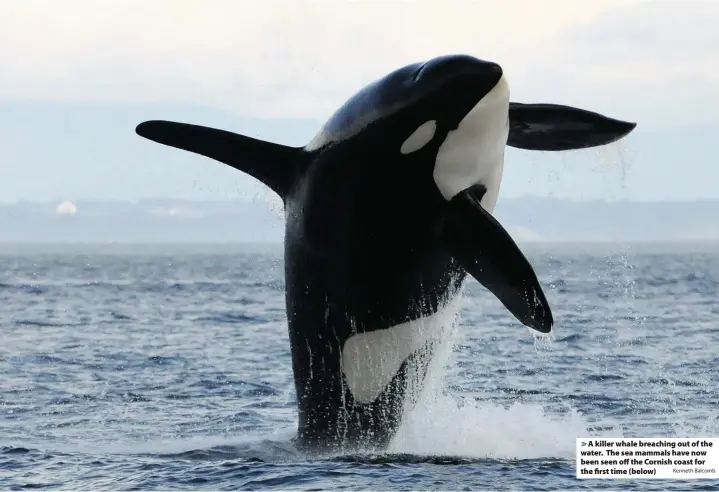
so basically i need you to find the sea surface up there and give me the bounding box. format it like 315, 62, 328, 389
1, 242, 718, 490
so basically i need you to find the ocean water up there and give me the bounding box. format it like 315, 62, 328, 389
1, 242, 717, 490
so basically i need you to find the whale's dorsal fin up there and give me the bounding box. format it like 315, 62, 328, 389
136, 120, 306, 200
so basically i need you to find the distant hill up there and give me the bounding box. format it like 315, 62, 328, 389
1, 197, 718, 243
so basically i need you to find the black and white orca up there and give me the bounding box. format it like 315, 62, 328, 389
135, 54, 636, 451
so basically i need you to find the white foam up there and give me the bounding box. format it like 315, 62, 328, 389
390, 395, 605, 459
386, 304, 620, 460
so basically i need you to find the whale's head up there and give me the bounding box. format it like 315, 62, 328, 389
307, 55, 509, 209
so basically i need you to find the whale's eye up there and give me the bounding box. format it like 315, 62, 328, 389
400, 120, 437, 155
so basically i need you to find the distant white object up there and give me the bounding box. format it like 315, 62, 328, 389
151, 207, 204, 219
55, 201, 78, 215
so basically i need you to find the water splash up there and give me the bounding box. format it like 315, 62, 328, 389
391, 398, 601, 459
387, 302, 621, 460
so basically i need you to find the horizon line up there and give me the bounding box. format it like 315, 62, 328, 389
4, 196, 719, 206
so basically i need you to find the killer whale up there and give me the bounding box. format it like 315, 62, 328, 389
135, 54, 636, 451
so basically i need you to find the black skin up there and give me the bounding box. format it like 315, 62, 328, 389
134, 54, 637, 452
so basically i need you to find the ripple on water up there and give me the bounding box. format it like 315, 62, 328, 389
1, 246, 718, 490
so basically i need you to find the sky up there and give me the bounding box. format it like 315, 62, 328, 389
1, 0, 718, 204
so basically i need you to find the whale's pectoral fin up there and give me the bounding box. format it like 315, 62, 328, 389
507, 102, 637, 151
136, 120, 304, 199
443, 185, 552, 333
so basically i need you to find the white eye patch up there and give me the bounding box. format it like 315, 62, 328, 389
400, 120, 437, 154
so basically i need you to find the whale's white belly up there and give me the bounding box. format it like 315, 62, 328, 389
341, 295, 461, 404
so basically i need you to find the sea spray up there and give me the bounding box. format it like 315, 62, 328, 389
387, 292, 621, 460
